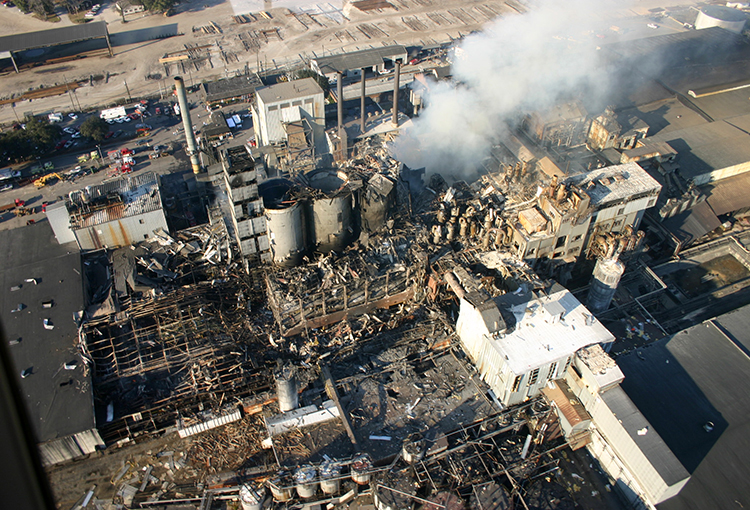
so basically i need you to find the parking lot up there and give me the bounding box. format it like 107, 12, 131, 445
0, 89, 254, 231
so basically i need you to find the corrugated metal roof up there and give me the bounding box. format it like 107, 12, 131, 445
662, 200, 721, 246
541, 380, 591, 428
704, 170, 750, 215
312, 45, 407, 75
256, 78, 323, 104
0, 21, 108, 53
68, 172, 163, 229
201, 74, 263, 102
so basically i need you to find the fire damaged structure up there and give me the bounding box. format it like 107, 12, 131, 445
46, 172, 169, 251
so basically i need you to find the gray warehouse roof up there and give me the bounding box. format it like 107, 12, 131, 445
0, 21, 108, 53
311, 45, 407, 75
200, 74, 263, 103
256, 78, 323, 104
650, 119, 750, 183
617, 307, 750, 510
0, 223, 95, 443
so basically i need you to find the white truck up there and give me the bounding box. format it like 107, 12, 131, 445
100, 106, 127, 120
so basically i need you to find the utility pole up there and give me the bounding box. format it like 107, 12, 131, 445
124, 80, 132, 102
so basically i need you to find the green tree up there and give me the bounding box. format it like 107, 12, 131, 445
137, 0, 175, 12
79, 116, 109, 142
14, 0, 29, 13
0, 118, 61, 162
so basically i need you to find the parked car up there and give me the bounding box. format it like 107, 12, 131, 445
104, 131, 114, 139
63, 127, 76, 134
113, 130, 123, 138
71, 132, 81, 139
64, 140, 73, 149
68, 113, 78, 120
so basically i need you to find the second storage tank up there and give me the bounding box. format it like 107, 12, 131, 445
305, 169, 354, 253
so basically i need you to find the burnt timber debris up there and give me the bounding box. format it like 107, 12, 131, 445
48, 131, 666, 510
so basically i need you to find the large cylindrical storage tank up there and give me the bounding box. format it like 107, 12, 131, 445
239, 482, 266, 510
587, 257, 625, 314
695, 6, 747, 33
260, 179, 308, 267
295, 465, 318, 499
274, 364, 299, 413
269, 474, 294, 502
305, 169, 354, 253
319, 460, 343, 494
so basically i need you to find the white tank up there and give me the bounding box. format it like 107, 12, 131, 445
260, 179, 308, 267
587, 257, 625, 314
319, 460, 343, 494
274, 364, 298, 413
295, 465, 318, 499
695, 6, 747, 33
401, 433, 425, 464
350, 453, 372, 485
305, 169, 354, 253
239, 482, 266, 510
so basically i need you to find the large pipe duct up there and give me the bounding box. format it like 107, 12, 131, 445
174, 76, 201, 174
392, 59, 401, 128
360, 67, 366, 134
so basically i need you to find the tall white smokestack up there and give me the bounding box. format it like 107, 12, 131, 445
174, 76, 201, 174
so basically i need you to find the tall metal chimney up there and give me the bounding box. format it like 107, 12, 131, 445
360, 67, 366, 134
174, 76, 201, 174
337, 71, 343, 135
392, 59, 401, 128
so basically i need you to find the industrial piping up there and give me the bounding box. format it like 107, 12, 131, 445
174, 76, 201, 174
392, 59, 401, 128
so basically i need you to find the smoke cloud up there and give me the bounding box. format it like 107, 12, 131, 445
389, 0, 626, 177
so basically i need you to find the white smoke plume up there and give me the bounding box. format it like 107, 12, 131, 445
389, 0, 626, 177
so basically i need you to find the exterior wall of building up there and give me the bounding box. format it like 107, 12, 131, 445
73, 208, 167, 251
38, 428, 104, 466
46, 201, 77, 245
691, 160, 750, 186
256, 91, 324, 146
457, 296, 579, 407
565, 363, 689, 507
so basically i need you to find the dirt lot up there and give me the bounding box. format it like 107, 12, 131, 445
0, 0, 701, 125
0, 0, 515, 124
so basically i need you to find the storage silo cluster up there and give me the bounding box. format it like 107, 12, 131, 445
260, 168, 397, 267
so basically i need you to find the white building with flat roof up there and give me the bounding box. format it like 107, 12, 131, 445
252, 78, 325, 146
455, 279, 614, 407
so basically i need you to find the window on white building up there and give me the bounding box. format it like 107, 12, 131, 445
528, 368, 540, 386
512, 375, 523, 392
548, 362, 558, 380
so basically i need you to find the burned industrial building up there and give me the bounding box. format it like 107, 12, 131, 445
9, 7, 750, 510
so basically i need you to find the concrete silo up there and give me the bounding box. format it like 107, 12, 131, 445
586, 257, 625, 314
305, 169, 354, 253
260, 179, 308, 267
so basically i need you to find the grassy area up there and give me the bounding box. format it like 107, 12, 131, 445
68, 12, 89, 24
